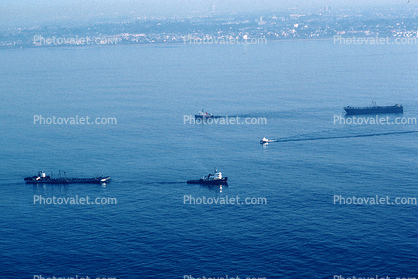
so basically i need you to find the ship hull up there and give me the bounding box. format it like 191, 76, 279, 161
194, 115, 222, 119
344, 106, 403, 115
187, 177, 228, 185
25, 176, 110, 184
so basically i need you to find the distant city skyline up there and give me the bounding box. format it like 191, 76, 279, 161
1, 0, 416, 28
2, 5, 416, 49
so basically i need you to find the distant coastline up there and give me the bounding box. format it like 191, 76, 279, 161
1, 7, 417, 49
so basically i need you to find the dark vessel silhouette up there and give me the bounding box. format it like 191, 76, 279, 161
187, 169, 228, 185
344, 103, 403, 115
24, 171, 110, 184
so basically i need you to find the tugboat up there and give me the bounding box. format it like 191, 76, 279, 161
194, 109, 221, 119
260, 137, 272, 144
24, 171, 110, 184
187, 169, 228, 185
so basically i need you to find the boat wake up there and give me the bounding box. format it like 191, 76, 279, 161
144, 181, 186, 185
270, 130, 418, 143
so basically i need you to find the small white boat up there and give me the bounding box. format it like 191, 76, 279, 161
260, 137, 272, 144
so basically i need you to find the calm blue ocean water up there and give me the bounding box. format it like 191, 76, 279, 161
0, 40, 417, 279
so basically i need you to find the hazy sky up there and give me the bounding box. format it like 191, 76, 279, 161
0, 0, 414, 28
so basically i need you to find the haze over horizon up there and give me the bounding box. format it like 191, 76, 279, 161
1, 0, 416, 28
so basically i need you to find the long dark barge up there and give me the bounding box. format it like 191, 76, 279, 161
344, 104, 403, 115
24, 171, 110, 184
187, 169, 228, 185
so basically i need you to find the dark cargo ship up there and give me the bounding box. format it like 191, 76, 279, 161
24, 171, 110, 184
344, 104, 403, 115
187, 169, 228, 185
